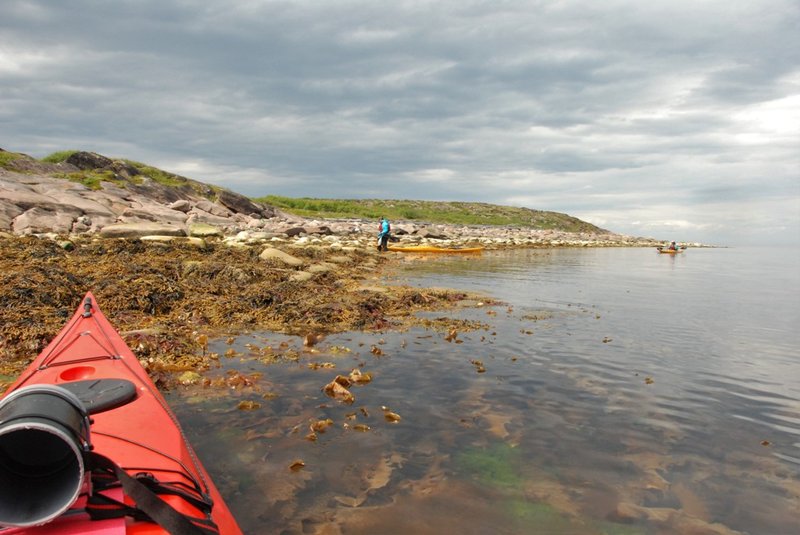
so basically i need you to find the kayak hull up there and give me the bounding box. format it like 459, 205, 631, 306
0, 293, 242, 534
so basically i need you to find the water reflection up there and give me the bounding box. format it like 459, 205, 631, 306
168, 248, 799, 534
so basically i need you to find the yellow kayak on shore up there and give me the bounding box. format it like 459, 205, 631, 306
387, 245, 484, 254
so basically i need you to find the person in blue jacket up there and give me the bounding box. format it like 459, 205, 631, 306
377, 217, 391, 252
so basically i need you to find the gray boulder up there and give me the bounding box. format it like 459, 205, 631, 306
0, 180, 64, 211
259, 247, 304, 266
284, 226, 306, 237
195, 199, 233, 218
66, 151, 113, 170
0, 200, 23, 230
416, 227, 448, 239
13, 206, 82, 235
188, 223, 223, 237
126, 178, 197, 205
169, 200, 192, 212
99, 222, 187, 239
306, 225, 333, 235
216, 189, 269, 217
186, 210, 235, 227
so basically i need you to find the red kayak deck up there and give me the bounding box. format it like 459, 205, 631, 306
0, 293, 242, 534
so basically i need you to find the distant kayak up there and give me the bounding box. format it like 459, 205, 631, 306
657, 247, 685, 254
388, 245, 484, 254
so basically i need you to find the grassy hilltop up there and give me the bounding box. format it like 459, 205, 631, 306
257, 197, 606, 233
1, 148, 606, 234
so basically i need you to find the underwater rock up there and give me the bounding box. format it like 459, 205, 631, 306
178, 371, 202, 385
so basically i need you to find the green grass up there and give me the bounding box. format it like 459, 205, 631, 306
0, 150, 24, 168
124, 160, 222, 198
55, 170, 120, 190
41, 150, 79, 163
123, 160, 189, 188
257, 195, 605, 232
35, 153, 219, 198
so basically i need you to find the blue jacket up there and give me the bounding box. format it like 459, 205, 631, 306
378, 219, 390, 237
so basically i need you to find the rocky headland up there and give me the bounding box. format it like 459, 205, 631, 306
1, 148, 667, 249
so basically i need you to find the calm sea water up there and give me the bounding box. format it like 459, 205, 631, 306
170, 246, 800, 535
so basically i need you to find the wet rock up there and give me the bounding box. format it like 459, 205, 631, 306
0, 180, 65, 211
140, 236, 208, 249
259, 247, 304, 266
290, 271, 314, 282
0, 200, 23, 230
119, 208, 161, 223
357, 285, 388, 293
216, 188, 269, 217
188, 223, 223, 238
99, 222, 187, 238
126, 178, 192, 205
306, 225, 333, 235
71, 215, 92, 234
13, 206, 81, 235
186, 210, 234, 227
415, 227, 448, 239
306, 263, 334, 274
169, 200, 192, 212
195, 199, 233, 218
178, 371, 202, 385
326, 255, 351, 264
120, 204, 188, 225
284, 226, 306, 237
251, 231, 282, 240
107, 160, 141, 179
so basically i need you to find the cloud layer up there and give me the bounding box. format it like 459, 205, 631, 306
2, 0, 798, 244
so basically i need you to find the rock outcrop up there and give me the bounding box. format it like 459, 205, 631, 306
0, 150, 275, 238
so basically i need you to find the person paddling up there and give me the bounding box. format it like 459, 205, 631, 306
377, 217, 391, 252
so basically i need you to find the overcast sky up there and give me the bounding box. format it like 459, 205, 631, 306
2, 0, 798, 245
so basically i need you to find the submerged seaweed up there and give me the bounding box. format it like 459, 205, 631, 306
0, 236, 493, 387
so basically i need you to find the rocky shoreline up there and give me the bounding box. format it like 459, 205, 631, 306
1, 150, 677, 248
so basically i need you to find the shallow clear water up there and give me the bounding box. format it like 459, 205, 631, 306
170, 246, 800, 535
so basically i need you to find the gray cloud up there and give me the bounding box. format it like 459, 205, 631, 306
2, 0, 798, 244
